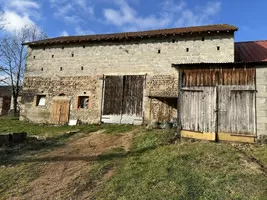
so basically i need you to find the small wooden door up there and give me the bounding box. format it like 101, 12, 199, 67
51, 99, 70, 124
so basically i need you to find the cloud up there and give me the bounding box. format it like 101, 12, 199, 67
103, 0, 221, 31
75, 27, 95, 35
9, 0, 40, 13
175, 2, 221, 27
103, 0, 172, 30
50, 0, 94, 25
60, 30, 69, 36
2, 10, 35, 32
0, 0, 41, 32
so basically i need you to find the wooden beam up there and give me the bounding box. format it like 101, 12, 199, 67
181, 130, 216, 141
218, 132, 255, 143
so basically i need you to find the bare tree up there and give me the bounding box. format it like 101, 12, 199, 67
0, 8, 5, 30
0, 25, 47, 116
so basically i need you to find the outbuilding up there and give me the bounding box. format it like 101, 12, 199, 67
173, 40, 267, 143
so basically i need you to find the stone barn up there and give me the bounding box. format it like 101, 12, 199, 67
20, 24, 237, 125
0, 86, 11, 116
173, 40, 267, 143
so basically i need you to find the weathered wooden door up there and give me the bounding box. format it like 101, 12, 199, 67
180, 87, 217, 140
102, 75, 145, 125
217, 86, 256, 142
179, 66, 256, 143
51, 99, 70, 124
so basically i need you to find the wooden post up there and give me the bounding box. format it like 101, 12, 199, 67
177, 68, 183, 138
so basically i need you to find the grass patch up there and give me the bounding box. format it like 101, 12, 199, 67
0, 116, 78, 137
0, 162, 40, 200
102, 124, 136, 135
95, 142, 267, 200
246, 144, 267, 166
132, 129, 176, 150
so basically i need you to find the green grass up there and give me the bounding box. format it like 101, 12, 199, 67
102, 124, 136, 135
0, 163, 40, 199
94, 142, 267, 200
1, 117, 267, 199
0, 116, 101, 137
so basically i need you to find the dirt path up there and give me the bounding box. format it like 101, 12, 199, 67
21, 130, 133, 200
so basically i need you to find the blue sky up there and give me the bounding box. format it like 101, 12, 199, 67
0, 0, 266, 42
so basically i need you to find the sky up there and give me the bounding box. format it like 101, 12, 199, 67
0, 0, 266, 42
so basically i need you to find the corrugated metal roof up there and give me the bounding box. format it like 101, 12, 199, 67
235, 40, 267, 62
23, 24, 238, 46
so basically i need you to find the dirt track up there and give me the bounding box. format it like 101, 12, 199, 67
21, 130, 133, 200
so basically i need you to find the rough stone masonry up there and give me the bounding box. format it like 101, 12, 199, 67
21, 28, 235, 124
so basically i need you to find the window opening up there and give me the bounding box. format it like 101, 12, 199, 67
36, 95, 46, 106
78, 96, 89, 109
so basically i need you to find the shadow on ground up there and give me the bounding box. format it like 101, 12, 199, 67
0, 131, 80, 165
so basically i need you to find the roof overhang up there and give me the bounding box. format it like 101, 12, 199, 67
172, 61, 267, 69
23, 24, 238, 46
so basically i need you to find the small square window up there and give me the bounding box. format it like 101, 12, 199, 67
81, 66, 84, 70
158, 49, 161, 54
60, 67, 63, 71
41, 67, 43, 71
217, 46, 220, 51
186, 48, 189, 52
52, 55, 54, 58
36, 95, 46, 106
77, 96, 89, 109
33, 56, 36, 59
72, 53, 74, 57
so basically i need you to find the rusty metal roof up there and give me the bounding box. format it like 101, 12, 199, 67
24, 24, 238, 46
235, 40, 267, 62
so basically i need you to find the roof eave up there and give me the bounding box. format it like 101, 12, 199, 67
24, 29, 237, 47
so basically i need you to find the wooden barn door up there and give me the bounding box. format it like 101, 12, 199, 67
180, 87, 217, 141
179, 66, 256, 143
102, 76, 124, 124
51, 99, 70, 124
217, 86, 256, 142
102, 75, 145, 125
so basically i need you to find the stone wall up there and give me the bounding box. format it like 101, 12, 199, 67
256, 65, 267, 137
21, 76, 102, 123
22, 33, 235, 124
